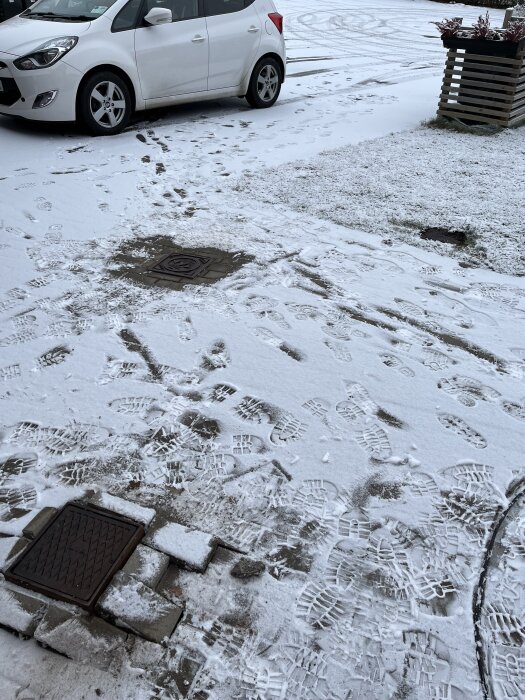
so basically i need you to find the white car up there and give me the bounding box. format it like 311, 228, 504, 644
0, 0, 285, 134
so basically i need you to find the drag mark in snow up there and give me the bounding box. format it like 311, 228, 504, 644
178, 317, 196, 343
50, 169, 88, 175
118, 328, 164, 382
376, 306, 508, 372
252, 327, 305, 361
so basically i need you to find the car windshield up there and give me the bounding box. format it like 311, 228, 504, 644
24, 0, 119, 20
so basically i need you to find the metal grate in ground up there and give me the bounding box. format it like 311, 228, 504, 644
5, 502, 144, 611
148, 253, 215, 280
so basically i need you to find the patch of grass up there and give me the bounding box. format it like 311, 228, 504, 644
388, 216, 425, 231
423, 115, 502, 135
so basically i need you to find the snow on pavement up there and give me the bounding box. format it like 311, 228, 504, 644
1, 1, 524, 699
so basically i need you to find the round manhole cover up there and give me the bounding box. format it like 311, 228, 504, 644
149, 253, 213, 279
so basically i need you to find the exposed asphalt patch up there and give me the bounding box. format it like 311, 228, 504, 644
107, 235, 254, 291
420, 228, 467, 246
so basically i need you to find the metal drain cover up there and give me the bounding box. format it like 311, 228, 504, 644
149, 253, 214, 279
5, 502, 144, 611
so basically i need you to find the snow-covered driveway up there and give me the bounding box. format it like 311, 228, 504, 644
1, 2, 523, 699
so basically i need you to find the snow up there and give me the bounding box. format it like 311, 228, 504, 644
99, 572, 162, 623
91, 491, 156, 526
0, 628, 153, 699
33, 607, 127, 670
0, 537, 22, 569
0, 587, 37, 634
237, 125, 525, 275
149, 522, 216, 571
0, 0, 523, 698
126, 543, 169, 587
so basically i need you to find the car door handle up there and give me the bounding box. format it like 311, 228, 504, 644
192, 35, 206, 42
247, 26, 260, 33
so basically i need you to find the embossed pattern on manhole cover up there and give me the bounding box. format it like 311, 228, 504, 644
5, 502, 144, 610
149, 253, 214, 279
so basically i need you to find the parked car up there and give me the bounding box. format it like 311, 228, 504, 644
0, 0, 285, 134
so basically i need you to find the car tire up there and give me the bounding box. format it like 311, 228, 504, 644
246, 57, 282, 109
78, 71, 132, 136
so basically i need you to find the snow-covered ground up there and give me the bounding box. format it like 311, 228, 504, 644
238, 125, 525, 275
1, 1, 524, 699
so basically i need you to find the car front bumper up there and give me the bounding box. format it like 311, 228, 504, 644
0, 52, 81, 121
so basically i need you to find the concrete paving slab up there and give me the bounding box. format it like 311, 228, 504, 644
121, 543, 170, 589
85, 492, 156, 527
0, 585, 48, 635
0, 537, 30, 572
22, 507, 58, 539
97, 571, 183, 644
146, 522, 217, 573
34, 604, 129, 671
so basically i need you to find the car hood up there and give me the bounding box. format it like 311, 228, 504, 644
0, 15, 92, 57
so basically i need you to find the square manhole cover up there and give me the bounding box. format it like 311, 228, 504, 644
148, 253, 214, 279
5, 502, 144, 611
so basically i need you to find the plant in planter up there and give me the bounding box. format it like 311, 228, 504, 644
435, 17, 461, 39
503, 19, 525, 42
436, 11, 525, 57
471, 12, 498, 40
437, 6, 525, 127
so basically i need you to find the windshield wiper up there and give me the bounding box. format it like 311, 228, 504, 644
26, 11, 92, 20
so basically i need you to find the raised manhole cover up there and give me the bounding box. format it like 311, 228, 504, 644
5, 502, 144, 611
148, 253, 214, 279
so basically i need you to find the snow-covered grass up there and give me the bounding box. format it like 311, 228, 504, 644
236, 122, 525, 275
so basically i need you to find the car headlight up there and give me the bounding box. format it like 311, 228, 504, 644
14, 37, 78, 71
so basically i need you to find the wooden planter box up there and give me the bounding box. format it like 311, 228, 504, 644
438, 45, 525, 127
443, 36, 525, 58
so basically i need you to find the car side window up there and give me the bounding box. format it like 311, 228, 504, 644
204, 0, 244, 17
112, 0, 143, 31
144, 0, 199, 21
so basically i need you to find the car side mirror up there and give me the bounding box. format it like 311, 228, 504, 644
144, 7, 172, 25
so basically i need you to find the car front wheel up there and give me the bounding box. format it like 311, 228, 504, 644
78, 71, 132, 136
246, 58, 282, 109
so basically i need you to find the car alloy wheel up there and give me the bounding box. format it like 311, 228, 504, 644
79, 71, 132, 136
89, 80, 127, 130
256, 64, 279, 103
246, 57, 282, 109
